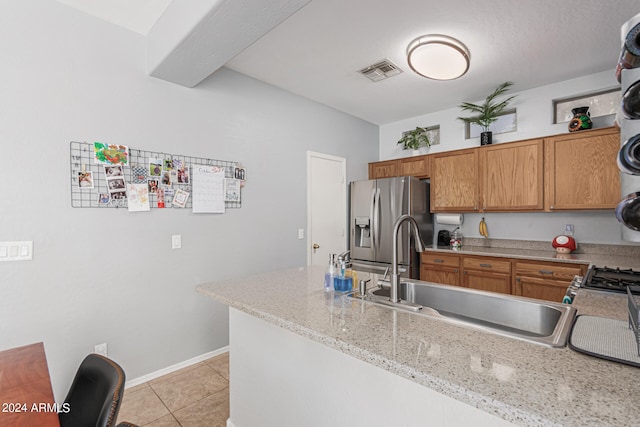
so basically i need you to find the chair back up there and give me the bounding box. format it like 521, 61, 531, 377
59, 353, 125, 427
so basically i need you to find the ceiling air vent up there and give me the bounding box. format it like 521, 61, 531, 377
358, 59, 402, 82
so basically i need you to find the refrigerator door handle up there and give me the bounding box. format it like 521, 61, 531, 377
374, 188, 381, 251
370, 187, 377, 250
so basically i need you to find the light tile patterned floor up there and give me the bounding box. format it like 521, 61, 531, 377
117, 352, 229, 427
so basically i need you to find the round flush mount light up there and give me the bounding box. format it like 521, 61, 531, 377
407, 34, 470, 80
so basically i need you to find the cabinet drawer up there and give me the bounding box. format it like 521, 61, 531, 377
514, 261, 585, 281
462, 256, 511, 274
421, 252, 460, 268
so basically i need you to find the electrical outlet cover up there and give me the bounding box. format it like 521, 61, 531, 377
94, 343, 108, 356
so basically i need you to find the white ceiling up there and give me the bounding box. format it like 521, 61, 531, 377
57, 0, 640, 125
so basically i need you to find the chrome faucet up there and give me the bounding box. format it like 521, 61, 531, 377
337, 249, 351, 266
390, 215, 426, 303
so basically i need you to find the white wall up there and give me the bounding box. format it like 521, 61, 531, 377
0, 1, 378, 399
229, 308, 517, 427
380, 71, 634, 245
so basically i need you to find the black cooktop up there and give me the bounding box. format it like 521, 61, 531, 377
583, 266, 640, 294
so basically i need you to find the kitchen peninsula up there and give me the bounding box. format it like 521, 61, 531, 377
197, 265, 639, 427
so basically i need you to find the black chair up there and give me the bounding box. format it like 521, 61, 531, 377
59, 353, 126, 427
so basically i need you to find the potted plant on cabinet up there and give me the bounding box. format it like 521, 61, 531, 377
397, 126, 431, 155
458, 81, 516, 145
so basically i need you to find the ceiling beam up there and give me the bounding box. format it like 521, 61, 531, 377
146, 0, 311, 87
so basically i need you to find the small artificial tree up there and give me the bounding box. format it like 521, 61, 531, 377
457, 81, 516, 135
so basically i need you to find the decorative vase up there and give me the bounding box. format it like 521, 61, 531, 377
568, 107, 593, 132
480, 131, 492, 146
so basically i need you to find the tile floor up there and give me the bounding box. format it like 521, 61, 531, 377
117, 352, 229, 427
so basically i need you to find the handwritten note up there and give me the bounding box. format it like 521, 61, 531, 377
192, 165, 225, 213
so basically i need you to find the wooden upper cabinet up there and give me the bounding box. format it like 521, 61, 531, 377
369, 156, 431, 179
480, 139, 544, 211
544, 127, 620, 210
431, 148, 479, 212
399, 155, 431, 178
369, 159, 400, 179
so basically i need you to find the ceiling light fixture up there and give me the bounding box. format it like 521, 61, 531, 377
407, 34, 470, 81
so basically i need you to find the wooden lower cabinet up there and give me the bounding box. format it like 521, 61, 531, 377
514, 260, 586, 302
514, 276, 572, 302
462, 256, 512, 295
420, 252, 461, 287
420, 252, 588, 303
422, 267, 461, 287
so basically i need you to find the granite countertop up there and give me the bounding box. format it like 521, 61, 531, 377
427, 238, 640, 270
197, 266, 640, 427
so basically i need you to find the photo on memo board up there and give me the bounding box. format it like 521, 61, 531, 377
225, 179, 241, 202
93, 143, 128, 165
149, 158, 162, 177
78, 171, 94, 188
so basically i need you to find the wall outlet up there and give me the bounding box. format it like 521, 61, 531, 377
94, 343, 108, 357
0, 241, 33, 262
564, 224, 574, 236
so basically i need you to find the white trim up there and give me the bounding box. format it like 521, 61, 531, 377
124, 346, 229, 389
227, 419, 236, 427
306, 151, 347, 266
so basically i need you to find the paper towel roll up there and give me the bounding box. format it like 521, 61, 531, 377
435, 213, 464, 226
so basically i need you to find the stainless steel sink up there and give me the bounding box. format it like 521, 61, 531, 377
357, 280, 576, 347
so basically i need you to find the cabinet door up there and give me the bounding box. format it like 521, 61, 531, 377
421, 266, 461, 287
514, 276, 570, 302
399, 155, 431, 178
431, 149, 479, 212
481, 139, 544, 211
368, 160, 399, 179
421, 252, 461, 286
462, 270, 512, 294
461, 256, 512, 294
544, 127, 620, 210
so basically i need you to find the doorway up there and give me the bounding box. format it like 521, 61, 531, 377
307, 151, 347, 266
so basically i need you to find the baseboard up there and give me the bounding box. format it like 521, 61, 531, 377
227, 419, 236, 427
124, 346, 229, 389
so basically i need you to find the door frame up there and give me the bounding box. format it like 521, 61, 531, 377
306, 151, 347, 266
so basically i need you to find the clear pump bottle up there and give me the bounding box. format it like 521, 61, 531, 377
324, 254, 335, 291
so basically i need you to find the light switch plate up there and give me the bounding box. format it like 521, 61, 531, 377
298, 229, 304, 239
0, 241, 33, 262
172, 235, 182, 249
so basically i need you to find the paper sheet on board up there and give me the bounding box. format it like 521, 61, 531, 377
192, 165, 225, 213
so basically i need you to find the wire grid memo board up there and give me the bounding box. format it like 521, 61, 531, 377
70, 141, 242, 209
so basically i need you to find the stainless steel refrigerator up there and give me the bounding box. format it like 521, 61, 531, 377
349, 176, 432, 279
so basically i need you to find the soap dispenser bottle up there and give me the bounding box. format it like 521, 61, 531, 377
324, 254, 336, 291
